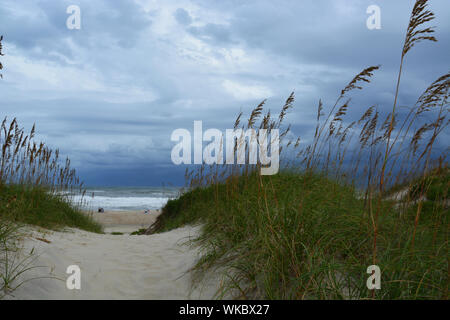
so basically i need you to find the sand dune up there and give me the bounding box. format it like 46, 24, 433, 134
4, 212, 222, 300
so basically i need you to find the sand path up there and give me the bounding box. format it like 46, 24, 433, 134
4, 212, 220, 300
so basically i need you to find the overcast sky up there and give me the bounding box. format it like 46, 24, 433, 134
0, 0, 449, 186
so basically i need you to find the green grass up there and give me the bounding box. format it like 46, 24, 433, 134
130, 228, 147, 235
0, 184, 102, 233
147, 0, 450, 300
383, 167, 449, 202
151, 171, 448, 299
409, 168, 449, 201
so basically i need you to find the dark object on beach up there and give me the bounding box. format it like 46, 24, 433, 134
35, 237, 51, 244
98, 208, 104, 213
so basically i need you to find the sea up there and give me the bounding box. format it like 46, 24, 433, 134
69, 186, 182, 212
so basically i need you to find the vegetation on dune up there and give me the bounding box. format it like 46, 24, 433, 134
150, 0, 449, 299
0, 117, 102, 232
0, 185, 101, 233
130, 228, 147, 235
155, 171, 447, 299
409, 167, 449, 201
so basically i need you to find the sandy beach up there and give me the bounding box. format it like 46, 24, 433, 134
4, 211, 222, 300
88, 210, 161, 233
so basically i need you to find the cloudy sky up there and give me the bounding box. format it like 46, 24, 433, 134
0, 0, 449, 186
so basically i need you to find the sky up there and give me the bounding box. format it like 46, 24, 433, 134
0, 0, 449, 186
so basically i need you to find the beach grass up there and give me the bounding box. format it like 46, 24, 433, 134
0, 184, 102, 233
131, 228, 147, 235
149, 0, 449, 300
152, 171, 448, 299
0, 114, 102, 234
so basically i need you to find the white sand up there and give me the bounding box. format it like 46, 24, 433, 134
89, 210, 161, 229
3, 214, 224, 300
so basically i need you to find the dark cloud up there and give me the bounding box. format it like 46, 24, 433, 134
0, 0, 151, 58
174, 8, 193, 26
0, 0, 448, 186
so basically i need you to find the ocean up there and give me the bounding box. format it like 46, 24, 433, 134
70, 186, 182, 212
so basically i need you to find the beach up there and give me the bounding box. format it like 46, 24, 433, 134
89, 209, 161, 233
4, 210, 221, 300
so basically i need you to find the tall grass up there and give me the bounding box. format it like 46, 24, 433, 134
0, 113, 101, 232
150, 0, 449, 299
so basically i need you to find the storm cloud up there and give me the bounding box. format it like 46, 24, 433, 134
0, 0, 448, 185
